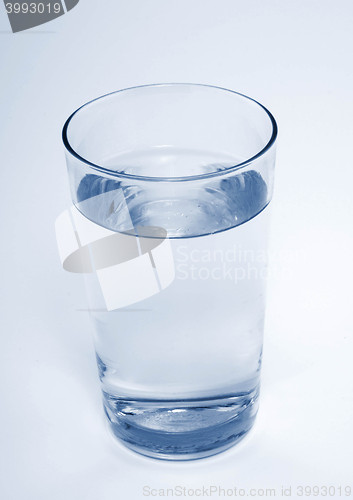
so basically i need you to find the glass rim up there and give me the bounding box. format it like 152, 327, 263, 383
62, 83, 278, 183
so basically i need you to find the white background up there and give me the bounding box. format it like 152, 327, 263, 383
1, 1, 353, 498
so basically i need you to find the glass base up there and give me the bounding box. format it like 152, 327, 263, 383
103, 387, 259, 460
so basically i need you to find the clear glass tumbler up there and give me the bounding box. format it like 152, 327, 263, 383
60, 83, 277, 460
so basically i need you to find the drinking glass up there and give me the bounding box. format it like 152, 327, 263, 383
59, 83, 277, 460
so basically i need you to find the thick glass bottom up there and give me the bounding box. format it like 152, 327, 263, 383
103, 387, 259, 460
